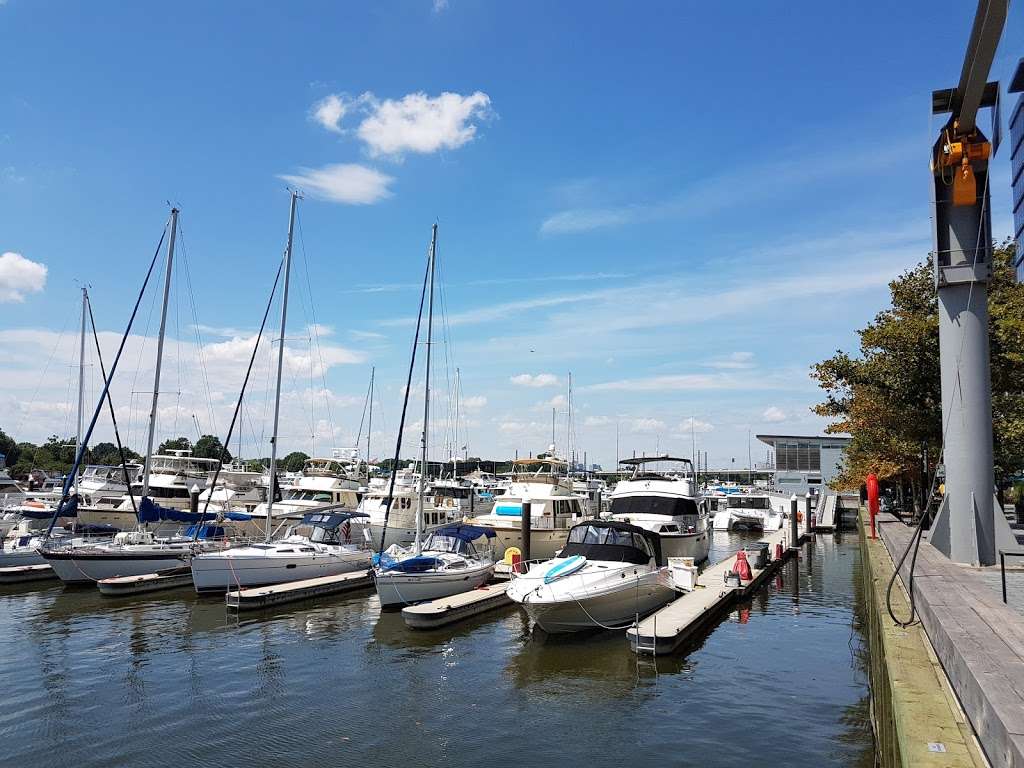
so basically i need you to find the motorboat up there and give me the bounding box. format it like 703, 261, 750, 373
249, 456, 363, 531
466, 454, 587, 560
432, 477, 495, 518
712, 492, 784, 531
506, 519, 678, 633
361, 470, 460, 550
373, 523, 496, 608
190, 510, 372, 593
608, 455, 711, 563
0, 522, 105, 568
572, 475, 609, 517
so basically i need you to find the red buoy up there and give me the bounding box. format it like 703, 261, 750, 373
734, 550, 752, 580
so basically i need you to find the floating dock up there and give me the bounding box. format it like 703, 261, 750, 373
98, 566, 194, 596
0, 564, 57, 584
401, 582, 511, 629
226, 570, 373, 611
628, 525, 804, 655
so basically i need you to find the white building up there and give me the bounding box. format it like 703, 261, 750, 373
756, 434, 851, 495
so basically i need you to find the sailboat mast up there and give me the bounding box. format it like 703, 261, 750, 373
266, 191, 299, 542
367, 366, 374, 472
416, 224, 437, 557
74, 286, 87, 495
141, 208, 178, 500
453, 367, 460, 478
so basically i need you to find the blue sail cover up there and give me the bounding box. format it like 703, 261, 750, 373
381, 554, 443, 573
22, 495, 78, 520
137, 497, 252, 524
434, 523, 496, 541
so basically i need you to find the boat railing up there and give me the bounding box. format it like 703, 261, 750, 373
508, 557, 658, 595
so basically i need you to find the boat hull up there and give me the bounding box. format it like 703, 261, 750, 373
41, 550, 190, 584
0, 548, 46, 567
660, 530, 711, 563
513, 570, 676, 633
374, 561, 494, 608
190, 550, 370, 593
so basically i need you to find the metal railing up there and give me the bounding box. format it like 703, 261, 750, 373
999, 548, 1024, 603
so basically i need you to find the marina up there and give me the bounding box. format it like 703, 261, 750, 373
4, 1, 1024, 766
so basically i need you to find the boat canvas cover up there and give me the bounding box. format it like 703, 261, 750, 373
138, 496, 252, 523
24, 495, 77, 519
378, 553, 443, 573
433, 523, 496, 541
300, 511, 368, 529
559, 520, 663, 566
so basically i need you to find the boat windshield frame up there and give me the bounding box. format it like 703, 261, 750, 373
727, 495, 770, 510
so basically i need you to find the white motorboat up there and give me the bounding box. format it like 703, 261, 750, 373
712, 492, 784, 531
249, 455, 363, 531
373, 523, 496, 608
432, 477, 495, 518
466, 454, 587, 560
362, 471, 460, 550
190, 510, 372, 593
609, 455, 711, 563
506, 519, 677, 633
0, 523, 101, 568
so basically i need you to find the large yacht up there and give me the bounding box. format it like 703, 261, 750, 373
76, 450, 219, 532
249, 456, 363, 533
466, 453, 587, 560
361, 469, 461, 550
712, 492, 784, 531
431, 477, 495, 519
608, 456, 711, 563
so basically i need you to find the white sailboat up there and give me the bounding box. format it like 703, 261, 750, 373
372, 224, 496, 608
42, 211, 237, 584
190, 191, 371, 592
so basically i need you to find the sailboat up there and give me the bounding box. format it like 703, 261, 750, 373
190, 191, 371, 593
41, 210, 243, 584
372, 224, 496, 608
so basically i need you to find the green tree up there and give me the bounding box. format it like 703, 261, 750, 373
812, 242, 1024, 503
89, 441, 142, 466
157, 437, 191, 454
193, 434, 231, 463
0, 428, 20, 468
281, 451, 309, 472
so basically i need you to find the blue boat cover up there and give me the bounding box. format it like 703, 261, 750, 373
494, 504, 522, 516
433, 523, 496, 541
381, 554, 443, 573
23, 495, 78, 519
137, 497, 252, 523
184, 524, 227, 539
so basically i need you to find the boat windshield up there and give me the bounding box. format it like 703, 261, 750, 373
286, 490, 334, 502
421, 534, 476, 556
560, 523, 654, 565
609, 496, 699, 517
728, 496, 769, 510
434, 486, 471, 499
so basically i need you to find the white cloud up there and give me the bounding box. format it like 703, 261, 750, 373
310, 94, 347, 133
510, 373, 560, 388
762, 406, 787, 423
584, 415, 613, 427
678, 417, 714, 434
540, 208, 637, 235
0, 252, 47, 303
311, 91, 493, 159
462, 395, 487, 410
432, 0, 449, 11
703, 351, 755, 370
629, 418, 666, 434
277, 163, 394, 205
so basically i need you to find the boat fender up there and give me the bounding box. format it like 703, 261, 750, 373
774, 542, 783, 561
734, 550, 752, 581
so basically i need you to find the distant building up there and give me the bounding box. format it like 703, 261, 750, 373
1010, 58, 1024, 279
755, 434, 851, 495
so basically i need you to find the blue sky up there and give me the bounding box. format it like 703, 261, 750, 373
1, 1, 1022, 469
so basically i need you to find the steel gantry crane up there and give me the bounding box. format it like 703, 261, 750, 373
928, 0, 1019, 565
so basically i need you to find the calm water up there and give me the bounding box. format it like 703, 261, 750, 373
0, 532, 874, 768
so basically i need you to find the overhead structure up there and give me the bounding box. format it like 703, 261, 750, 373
928, 0, 1017, 565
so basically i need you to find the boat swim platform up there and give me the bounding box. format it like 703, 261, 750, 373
401, 582, 511, 630
98, 566, 194, 596
226, 570, 374, 611
0, 564, 57, 584
628, 523, 808, 656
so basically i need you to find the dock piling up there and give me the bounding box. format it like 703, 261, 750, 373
521, 501, 531, 562
789, 494, 798, 550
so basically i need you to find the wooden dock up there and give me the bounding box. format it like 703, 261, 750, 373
226, 570, 373, 611
98, 566, 194, 596
627, 525, 804, 655
0, 564, 56, 584
401, 583, 511, 629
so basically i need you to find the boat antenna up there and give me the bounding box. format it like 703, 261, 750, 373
264, 190, 300, 543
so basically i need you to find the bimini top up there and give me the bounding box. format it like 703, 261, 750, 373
300, 511, 369, 529
560, 519, 663, 566
433, 523, 496, 542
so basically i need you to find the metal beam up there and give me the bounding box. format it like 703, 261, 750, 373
953, 0, 1008, 133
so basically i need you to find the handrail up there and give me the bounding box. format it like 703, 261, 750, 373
998, 548, 1024, 603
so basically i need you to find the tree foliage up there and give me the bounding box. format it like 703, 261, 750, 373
157, 437, 191, 454
193, 434, 231, 463
812, 242, 1024, 500
281, 451, 309, 472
